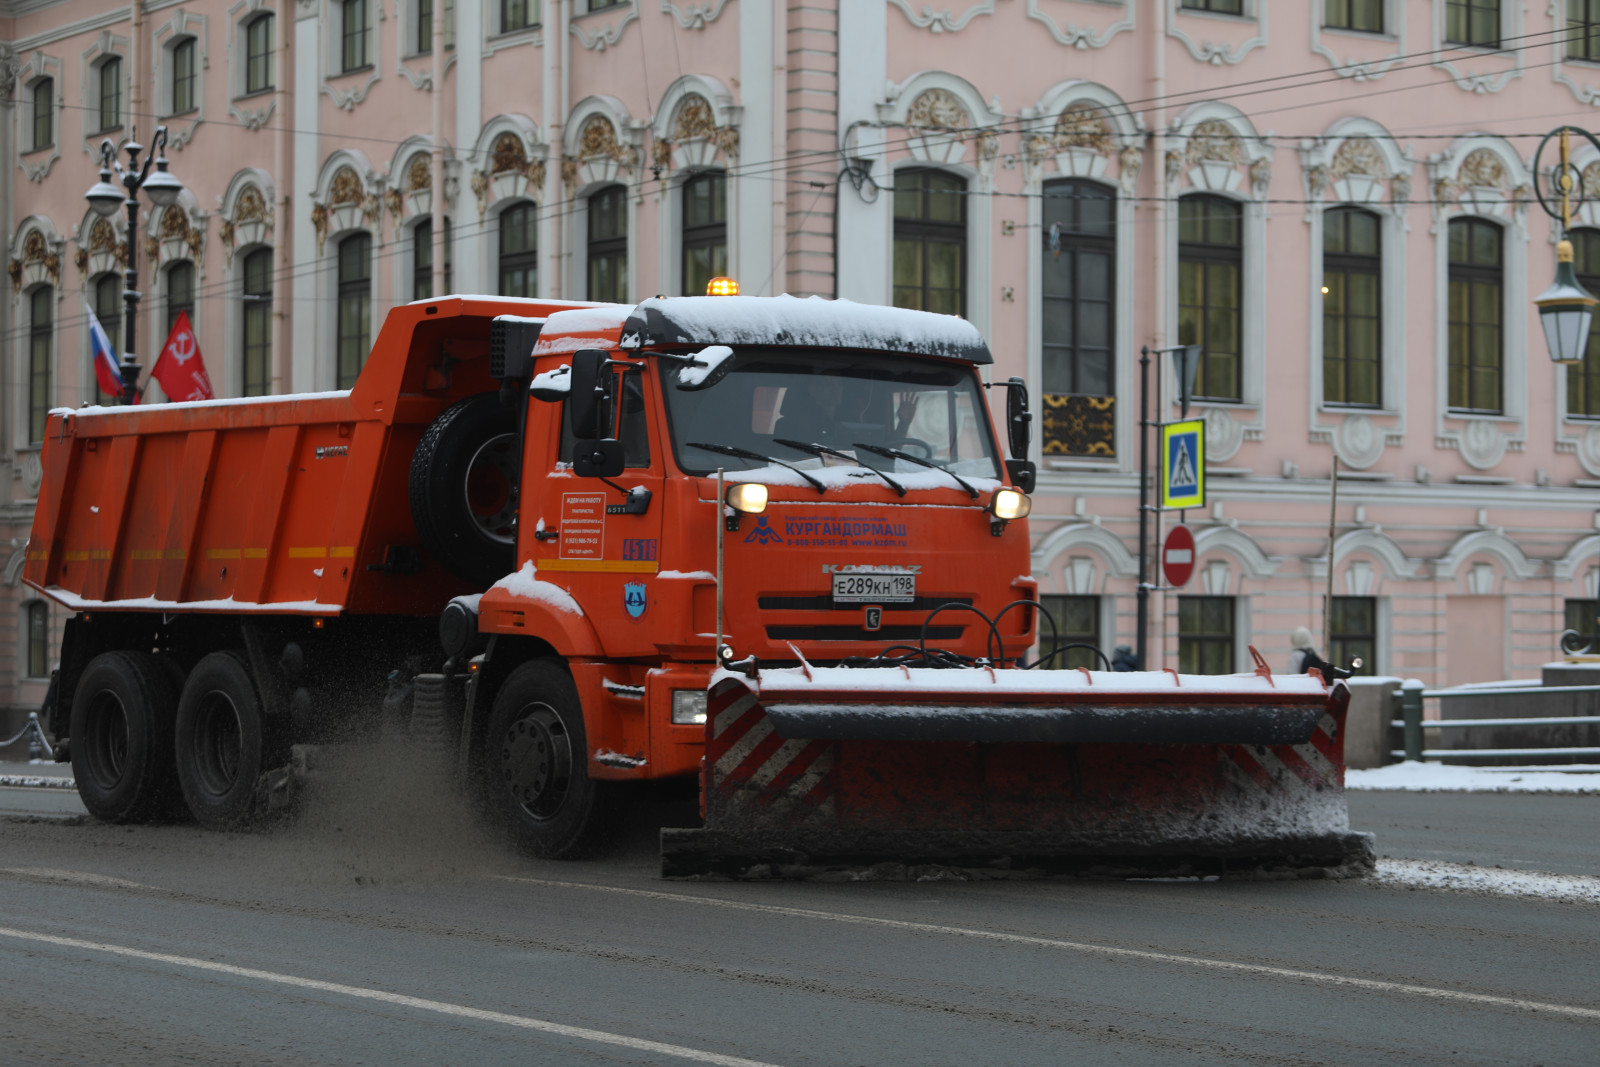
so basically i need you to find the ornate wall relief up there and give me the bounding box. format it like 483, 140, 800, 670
888, 0, 994, 33
1025, 0, 1135, 49
660, 0, 733, 29
562, 111, 639, 191
1310, 0, 1407, 81
571, 0, 638, 50
1169, 1, 1268, 66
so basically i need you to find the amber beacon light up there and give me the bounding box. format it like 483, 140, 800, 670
706, 277, 740, 296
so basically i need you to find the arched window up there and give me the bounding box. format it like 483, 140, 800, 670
24, 601, 48, 679
242, 247, 273, 397
166, 261, 195, 334
1178, 194, 1243, 401
99, 58, 122, 132
1447, 217, 1503, 413
413, 218, 454, 300
681, 171, 727, 296
28, 287, 53, 442
587, 185, 627, 303
172, 38, 197, 114
892, 168, 966, 316
1568, 229, 1600, 417
498, 203, 538, 297
337, 233, 372, 388
93, 273, 122, 403
342, 0, 371, 72
1323, 206, 1382, 408
30, 78, 53, 151
1041, 179, 1115, 456
246, 15, 274, 94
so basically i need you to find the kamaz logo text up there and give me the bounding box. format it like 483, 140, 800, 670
821, 564, 921, 574
315, 445, 349, 459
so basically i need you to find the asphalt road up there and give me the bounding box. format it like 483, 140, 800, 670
0, 761, 1595, 1066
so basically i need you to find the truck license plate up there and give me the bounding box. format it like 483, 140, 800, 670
831, 572, 915, 604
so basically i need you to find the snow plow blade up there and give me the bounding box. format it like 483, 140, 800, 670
659, 666, 1375, 879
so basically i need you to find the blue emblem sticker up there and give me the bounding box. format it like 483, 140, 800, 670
744, 516, 784, 545
624, 582, 647, 619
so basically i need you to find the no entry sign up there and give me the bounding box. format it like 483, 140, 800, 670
1163, 524, 1196, 588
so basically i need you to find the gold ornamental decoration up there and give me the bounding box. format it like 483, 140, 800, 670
905, 88, 972, 133
329, 166, 364, 206
1185, 120, 1244, 168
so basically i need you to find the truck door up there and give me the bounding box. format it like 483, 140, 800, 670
527, 358, 664, 657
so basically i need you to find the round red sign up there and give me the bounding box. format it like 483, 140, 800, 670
1163, 524, 1196, 588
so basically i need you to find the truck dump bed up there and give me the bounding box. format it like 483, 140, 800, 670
24, 297, 583, 616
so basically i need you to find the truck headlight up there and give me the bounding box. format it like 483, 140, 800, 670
990, 488, 1031, 521
672, 690, 708, 725
725, 482, 768, 514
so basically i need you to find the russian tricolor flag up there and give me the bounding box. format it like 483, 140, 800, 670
86, 303, 123, 398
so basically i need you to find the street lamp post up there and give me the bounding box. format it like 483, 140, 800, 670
1532, 127, 1600, 366
1136, 342, 1202, 669
85, 127, 184, 404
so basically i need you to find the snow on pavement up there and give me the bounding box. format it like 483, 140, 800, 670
1376, 859, 1600, 905
1348, 760, 1600, 793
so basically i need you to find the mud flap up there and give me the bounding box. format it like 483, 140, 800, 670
660, 675, 1376, 879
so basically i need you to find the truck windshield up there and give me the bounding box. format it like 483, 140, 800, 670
657, 348, 1001, 480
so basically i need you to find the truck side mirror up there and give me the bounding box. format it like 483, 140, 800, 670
574, 439, 626, 478
1005, 376, 1031, 460
568, 349, 613, 440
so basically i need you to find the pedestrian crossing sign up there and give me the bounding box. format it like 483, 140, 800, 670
1160, 419, 1205, 510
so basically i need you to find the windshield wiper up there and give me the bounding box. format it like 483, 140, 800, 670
686, 442, 826, 494
852, 442, 980, 498
775, 439, 907, 497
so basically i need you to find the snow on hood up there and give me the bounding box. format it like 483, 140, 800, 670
491, 561, 583, 615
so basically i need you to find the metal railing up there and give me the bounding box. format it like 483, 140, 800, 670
0, 712, 53, 762
1392, 680, 1600, 761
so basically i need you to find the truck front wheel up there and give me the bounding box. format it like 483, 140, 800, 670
485, 660, 617, 858
70, 651, 180, 823
174, 652, 266, 830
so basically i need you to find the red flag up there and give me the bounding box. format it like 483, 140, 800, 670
149, 311, 215, 403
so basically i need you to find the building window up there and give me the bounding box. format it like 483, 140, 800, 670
587, 185, 628, 303
1567, 230, 1600, 417
1040, 179, 1115, 457
172, 39, 197, 114
1180, 0, 1242, 12
502, 0, 538, 33
166, 261, 195, 334
1178, 596, 1235, 675
1325, 0, 1382, 32
1039, 594, 1102, 670
682, 171, 728, 296
1565, 598, 1600, 652
342, 0, 371, 72
337, 233, 372, 388
93, 273, 122, 403
586, 0, 625, 10
25, 601, 48, 679
1178, 195, 1243, 401
1447, 217, 1503, 413
31, 78, 53, 150
498, 202, 538, 297
99, 59, 122, 131
418, 0, 457, 51
245, 15, 274, 94
413, 218, 454, 300
1323, 206, 1382, 407
29, 287, 53, 443
1329, 596, 1376, 676
242, 247, 272, 397
1446, 0, 1500, 47
892, 168, 966, 316
1572, 1, 1600, 60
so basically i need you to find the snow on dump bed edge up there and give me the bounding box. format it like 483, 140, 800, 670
755, 665, 1329, 698
53, 390, 353, 417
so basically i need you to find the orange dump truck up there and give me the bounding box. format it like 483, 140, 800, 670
26, 293, 1372, 876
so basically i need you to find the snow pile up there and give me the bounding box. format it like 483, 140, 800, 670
530, 364, 571, 394
1348, 761, 1600, 793
490, 561, 583, 615
1377, 860, 1600, 905
535, 305, 632, 351
676, 345, 734, 387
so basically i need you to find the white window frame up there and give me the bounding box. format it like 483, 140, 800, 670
153, 11, 209, 148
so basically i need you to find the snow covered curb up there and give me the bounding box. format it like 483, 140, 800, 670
0, 775, 76, 790
1348, 761, 1600, 793
1377, 860, 1600, 905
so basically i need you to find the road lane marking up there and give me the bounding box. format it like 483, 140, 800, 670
1377, 860, 1600, 905
497, 876, 1600, 1021
0, 925, 783, 1067
0, 867, 147, 890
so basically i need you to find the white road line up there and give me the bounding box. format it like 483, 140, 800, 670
0, 867, 148, 890
0, 925, 783, 1067
497, 876, 1600, 1022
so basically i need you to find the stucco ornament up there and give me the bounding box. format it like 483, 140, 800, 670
470, 171, 490, 220
563, 115, 637, 189
409, 153, 434, 190
22, 451, 43, 496
668, 94, 738, 159
310, 203, 330, 255
906, 88, 972, 133
1305, 164, 1331, 200
1333, 413, 1384, 469
1053, 105, 1112, 154
1185, 121, 1244, 168
1585, 162, 1600, 201
1118, 144, 1142, 195
18, 230, 62, 289
236, 186, 268, 223
1577, 424, 1600, 478
1249, 158, 1272, 198
1390, 170, 1412, 206
1331, 137, 1384, 179
489, 135, 526, 176
1204, 409, 1245, 463
1458, 149, 1508, 190
1459, 419, 1507, 471
329, 167, 364, 206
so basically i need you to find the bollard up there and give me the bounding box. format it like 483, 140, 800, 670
1401, 679, 1425, 762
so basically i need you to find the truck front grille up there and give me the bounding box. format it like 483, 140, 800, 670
757, 595, 973, 612
765, 625, 964, 642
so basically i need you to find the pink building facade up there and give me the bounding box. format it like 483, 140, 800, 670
4, 0, 1600, 730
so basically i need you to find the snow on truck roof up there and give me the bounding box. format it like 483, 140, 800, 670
533, 295, 992, 364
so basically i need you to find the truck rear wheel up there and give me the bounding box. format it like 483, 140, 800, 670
70, 651, 180, 823
410, 393, 518, 587
485, 660, 617, 859
174, 652, 267, 830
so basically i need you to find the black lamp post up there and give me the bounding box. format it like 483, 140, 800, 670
1532, 127, 1600, 366
1136, 342, 1203, 669
85, 127, 184, 404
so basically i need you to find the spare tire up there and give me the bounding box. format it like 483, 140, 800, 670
410, 393, 519, 587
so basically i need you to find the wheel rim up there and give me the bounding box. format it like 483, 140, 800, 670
192, 691, 244, 798
499, 703, 572, 821
464, 432, 518, 544
82, 690, 130, 791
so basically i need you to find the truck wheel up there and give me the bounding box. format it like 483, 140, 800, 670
174, 652, 266, 830
485, 660, 617, 859
70, 651, 180, 823
410, 393, 518, 587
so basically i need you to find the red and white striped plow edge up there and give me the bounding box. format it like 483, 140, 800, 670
1220, 710, 1344, 800
704, 679, 835, 827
